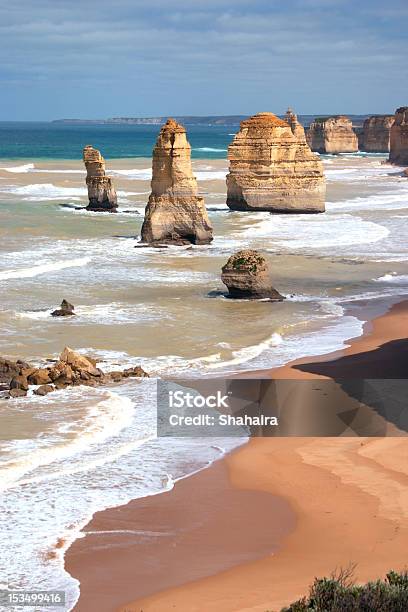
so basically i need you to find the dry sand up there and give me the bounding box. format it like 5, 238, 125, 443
66, 300, 408, 612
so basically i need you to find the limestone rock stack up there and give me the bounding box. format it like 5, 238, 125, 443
226, 111, 325, 213
306, 116, 358, 153
83, 145, 117, 212
389, 107, 408, 166
221, 250, 284, 300
141, 119, 213, 244
361, 116, 394, 152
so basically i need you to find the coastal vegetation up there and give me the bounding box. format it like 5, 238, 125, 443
279, 568, 408, 611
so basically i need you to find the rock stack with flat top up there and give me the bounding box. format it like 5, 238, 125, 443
141, 119, 213, 245
83, 145, 118, 212
389, 107, 408, 166
306, 116, 358, 153
221, 250, 284, 300
360, 115, 394, 152
226, 111, 325, 213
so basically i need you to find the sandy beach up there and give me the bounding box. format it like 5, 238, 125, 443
65, 299, 408, 612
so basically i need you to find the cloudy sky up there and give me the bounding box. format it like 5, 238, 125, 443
1, 0, 406, 120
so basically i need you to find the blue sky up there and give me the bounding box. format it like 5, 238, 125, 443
1, 0, 407, 120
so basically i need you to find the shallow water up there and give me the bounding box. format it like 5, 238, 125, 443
1, 151, 408, 610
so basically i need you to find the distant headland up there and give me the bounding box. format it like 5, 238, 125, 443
52, 114, 375, 127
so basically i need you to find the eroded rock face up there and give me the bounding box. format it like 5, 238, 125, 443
226, 112, 325, 213
83, 145, 117, 212
389, 107, 408, 166
361, 116, 394, 152
141, 119, 213, 244
221, 250, 284, 300
306, 116, 358, 154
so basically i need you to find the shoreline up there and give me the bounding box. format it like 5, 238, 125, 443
65, 295, 408, 612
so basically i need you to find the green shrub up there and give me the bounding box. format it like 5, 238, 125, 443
280, 568, 408, 612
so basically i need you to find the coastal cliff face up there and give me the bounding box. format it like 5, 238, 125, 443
361, 116, 394, 152
83, 145, 117, 211
226, 111, 325, 213
389, 107, 408, 166
221, 250, 284, 300
141, 119, 213, 244
306, 116, 358, 154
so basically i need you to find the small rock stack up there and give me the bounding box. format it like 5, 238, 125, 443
389, 107, 408, 166
221, 250, 284, 300
226, 112, 325, 213
360, 115, 394, 153
306, 116, 358, 154
141, 119, 213, 245
83, 145, 118, 212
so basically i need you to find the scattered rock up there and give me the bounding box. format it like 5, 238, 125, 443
306, 116, 358, 153
0, 358, 30, 385
226, 111, 325, 213
389, 107, 408, 166
123, 366, 150, 378
140, 119, 213, 245
221, 250, 284, 300
83, 145, 118, 212
27, 369, 52, 385
360, 115, 394, 152
51, 299, 76, 317
9, 389, 28, 398
34, 384, 54, 396
10, 375, 29, 391
59, 347, 101, 376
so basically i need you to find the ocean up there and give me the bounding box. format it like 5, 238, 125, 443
1, 124, 408, 610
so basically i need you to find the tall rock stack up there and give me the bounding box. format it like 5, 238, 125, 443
389, 107, 408, 166
306, 116, 358, 153
361, 116, 394, 152
141, 119, 213, 244
83, 145, 117, 212
226, 111, 325, 213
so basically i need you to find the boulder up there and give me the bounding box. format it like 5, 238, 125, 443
221, 250, 284, 300
10, 375, 29, 391
360, 116, 394, 152
34, 384, 54, 396
123, 366, 150, 378
59, 347, 101, 376
226, 111, 325, 213
306, 116, 358, 153
51, 299, 76, 317
83, 145, 118, 212
28, 368, 52, 385
389, 107, 408, 166
140, 119, 213, 244
0, 358, 30, 384
9, 389, 27, 398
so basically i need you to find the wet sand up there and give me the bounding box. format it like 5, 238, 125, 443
65, 299, 408, 612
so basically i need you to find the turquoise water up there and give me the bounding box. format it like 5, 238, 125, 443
0, 122, 234, 160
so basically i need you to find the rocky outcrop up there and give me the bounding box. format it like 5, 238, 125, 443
140, 119, 213, 244
306, 116, 358, 153
360, 116, 394, 152
83, 145, 117, 212
389, 107, 408, 166
221, 250, 284, 300
51, 299, 75, 317
1, 348, 149, 399
226, 111, 325, 213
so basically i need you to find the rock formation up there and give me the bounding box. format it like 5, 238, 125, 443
389, 107, 408, 166
306, 116, 358, 153
140, 119, 213, 244
360, 115, 394, 152
1, 348, 149, 399
83, 145, 117, 212
226, 111, 325, 213
51, 299, 75, 317
221, 250, 284, 300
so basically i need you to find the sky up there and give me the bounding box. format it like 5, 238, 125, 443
0, 0, 407, 120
